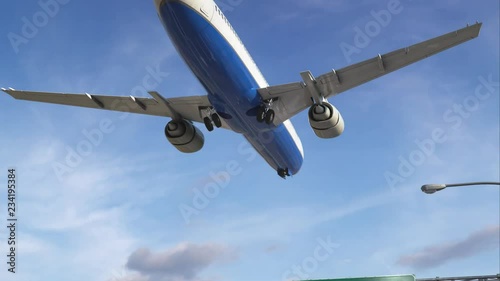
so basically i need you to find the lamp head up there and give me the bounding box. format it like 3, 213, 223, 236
421, 184, 447, 194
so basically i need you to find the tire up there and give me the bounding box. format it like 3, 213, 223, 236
212, 113, 222, 128
265, 109, 275, 124
256, 106, 266, 123
204, 117, 214, 132
278, 168, 286, 178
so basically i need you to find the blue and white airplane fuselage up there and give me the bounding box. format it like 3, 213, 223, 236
156, 0, 305, 175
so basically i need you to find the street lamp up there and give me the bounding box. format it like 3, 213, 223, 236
421, 182, 500, 194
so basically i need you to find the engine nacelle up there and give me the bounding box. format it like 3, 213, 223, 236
308, 102, 345, 139
165, 120, 204, 153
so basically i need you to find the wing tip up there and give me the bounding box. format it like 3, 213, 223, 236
470, 21, 483, 37
1, 88, 19, 99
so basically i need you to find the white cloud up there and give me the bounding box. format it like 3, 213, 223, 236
115, 243, 237, 281
396, 225, 500, 269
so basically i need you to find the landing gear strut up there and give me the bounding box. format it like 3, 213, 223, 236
277, 168, 290, 179
256, 100, 275, 125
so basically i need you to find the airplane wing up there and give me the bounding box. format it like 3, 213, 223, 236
1, 88, 231, 129
258, 22, 482, 124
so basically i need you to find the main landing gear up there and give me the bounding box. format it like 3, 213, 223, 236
277, 168, 290, 179
256, 100, 275, 125
203, 110, 222, 132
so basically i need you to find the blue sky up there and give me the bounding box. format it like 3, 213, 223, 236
0, 0, 499, 281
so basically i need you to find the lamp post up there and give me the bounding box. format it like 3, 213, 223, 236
421, 182, 500, 194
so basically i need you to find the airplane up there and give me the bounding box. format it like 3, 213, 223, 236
2, 0, 482, 178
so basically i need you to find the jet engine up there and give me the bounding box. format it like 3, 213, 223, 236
308, 102, 345, 139
165, 120, 204, 153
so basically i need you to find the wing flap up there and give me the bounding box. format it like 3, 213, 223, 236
318, 22, 482, 97
258, 82, 305, 99
2, 89, 231, 129
3, 89, 167, 116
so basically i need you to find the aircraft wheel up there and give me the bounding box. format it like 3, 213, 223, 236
212, 113, 222, 128
256, 106, 266, 123
204, 117, 214, 132
265, 109, 275, 125
277, 168, 289, 178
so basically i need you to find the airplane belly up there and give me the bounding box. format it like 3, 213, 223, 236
158, 1, 303, 174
